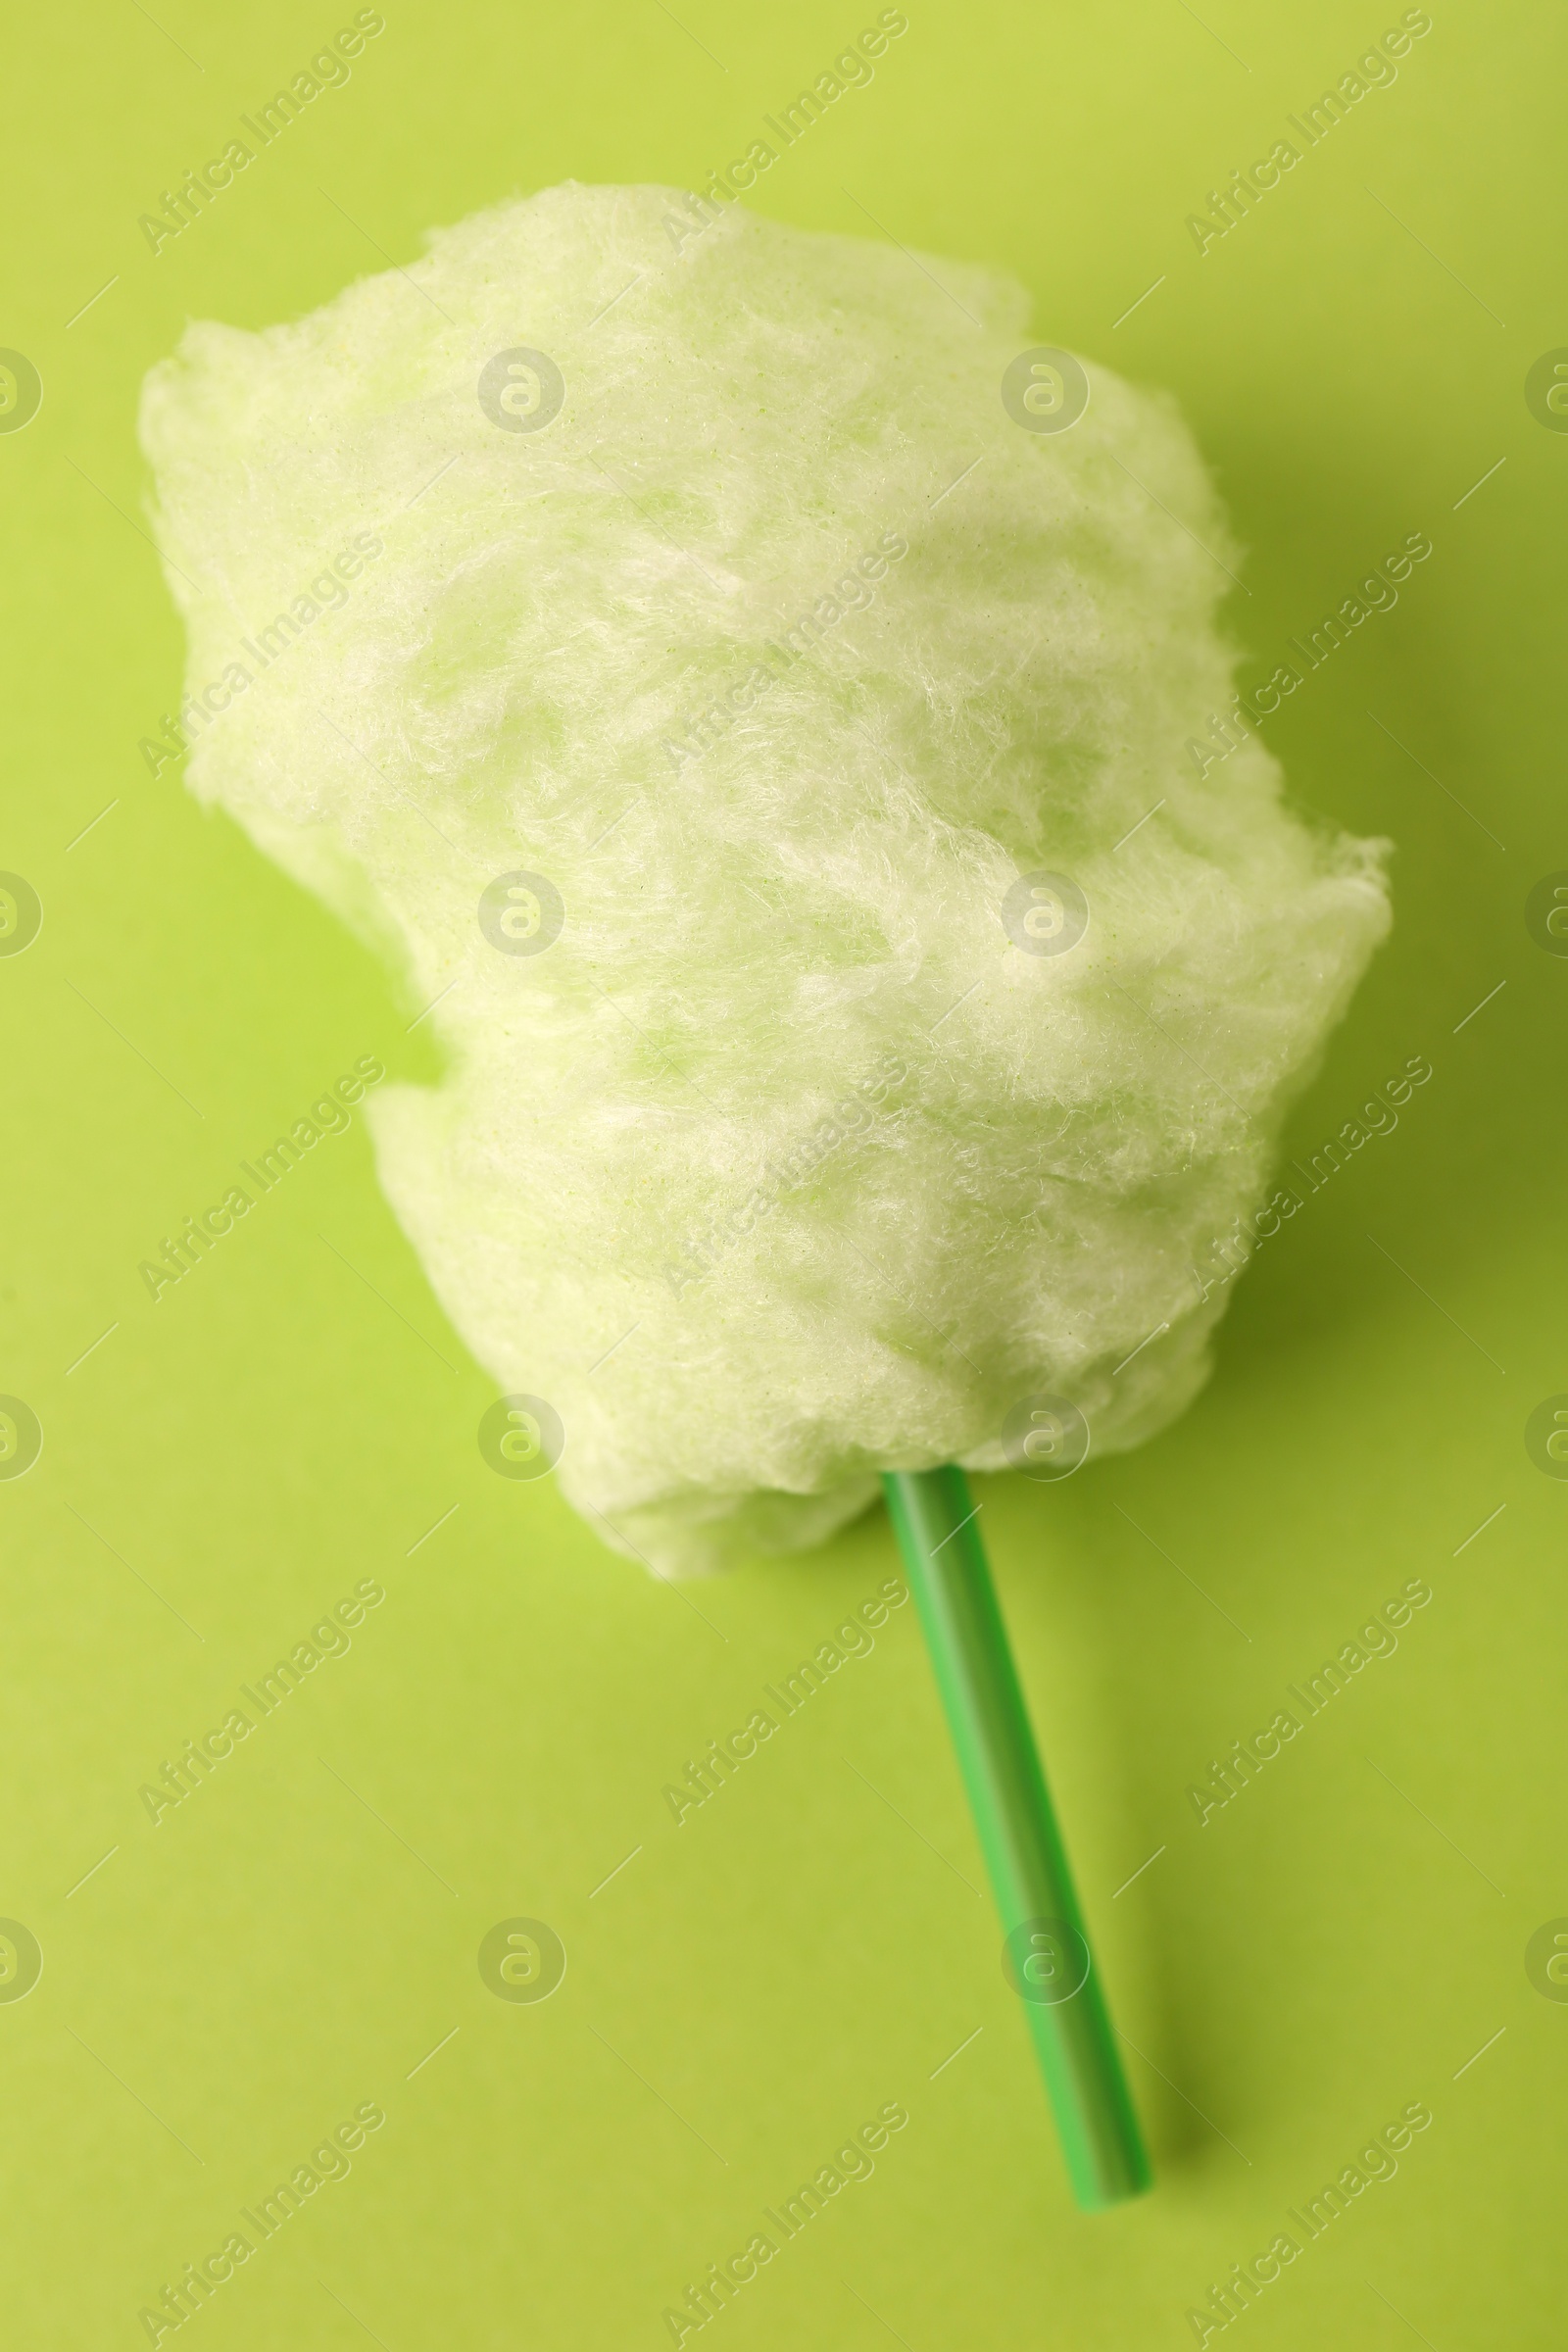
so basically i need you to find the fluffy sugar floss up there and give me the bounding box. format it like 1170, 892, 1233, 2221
141, 181, 1391, 1575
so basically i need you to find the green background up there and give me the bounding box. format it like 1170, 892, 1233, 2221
3, 0, 1562, 2343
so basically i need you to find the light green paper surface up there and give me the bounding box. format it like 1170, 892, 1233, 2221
2, 3, 1562, 2345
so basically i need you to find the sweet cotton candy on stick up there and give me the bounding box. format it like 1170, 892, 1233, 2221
141, 182, 1390, 2205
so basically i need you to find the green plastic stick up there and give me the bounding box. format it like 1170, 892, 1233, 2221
882, 1464, 1152, 2210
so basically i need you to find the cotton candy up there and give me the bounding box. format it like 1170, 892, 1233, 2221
140, 181, 1390, 1574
